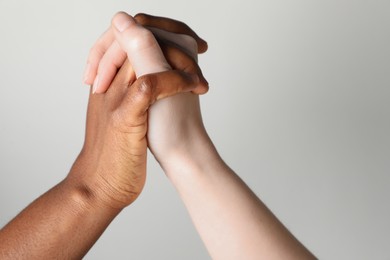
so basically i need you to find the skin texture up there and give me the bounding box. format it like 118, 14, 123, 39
0, 13, 206, 259
87, 12, 317, 260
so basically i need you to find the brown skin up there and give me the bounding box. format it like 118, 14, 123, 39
0, 17, 207, 259
135, 13, 208, 53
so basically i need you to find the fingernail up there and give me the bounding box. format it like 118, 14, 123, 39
92, 75, 99, 94
83, 63, 91, 84
114, 14, 133, 32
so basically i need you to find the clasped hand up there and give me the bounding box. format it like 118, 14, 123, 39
70, 12, 209, 208
0, 12, 315, 260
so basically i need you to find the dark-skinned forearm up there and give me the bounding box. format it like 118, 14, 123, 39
0, 158, 121, 260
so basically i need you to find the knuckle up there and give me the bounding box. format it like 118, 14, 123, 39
135, 75, 156, 103
129, 29, 157, 52
88, 45, 104, 61
134, 13, 149, 25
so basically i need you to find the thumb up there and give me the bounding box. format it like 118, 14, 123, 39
111, 12, 171, 77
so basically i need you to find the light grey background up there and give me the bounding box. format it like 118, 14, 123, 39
0, 0, 389, 259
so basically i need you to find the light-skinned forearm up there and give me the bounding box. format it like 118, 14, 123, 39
0, 158, 122, 260
163, 132, 316, 260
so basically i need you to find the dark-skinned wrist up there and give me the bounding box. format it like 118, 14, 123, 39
65, 153, 138, 211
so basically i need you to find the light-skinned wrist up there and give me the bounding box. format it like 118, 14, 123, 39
157, 131, 225, 180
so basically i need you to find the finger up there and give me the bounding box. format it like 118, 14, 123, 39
126, 25, 208, 94
122, 70, 200, 120
91, 28, 198, 94
111, 12, 171, 78
83, 28, 115, 85
93, 41, 127, 94
105, 60, 137, 104
134, 13, 208, 53
159, 40, 209, 94
148, 27, 198, 59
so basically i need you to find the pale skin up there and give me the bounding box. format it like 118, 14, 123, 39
0, 12, 316, 260
88, 12, 316, 260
